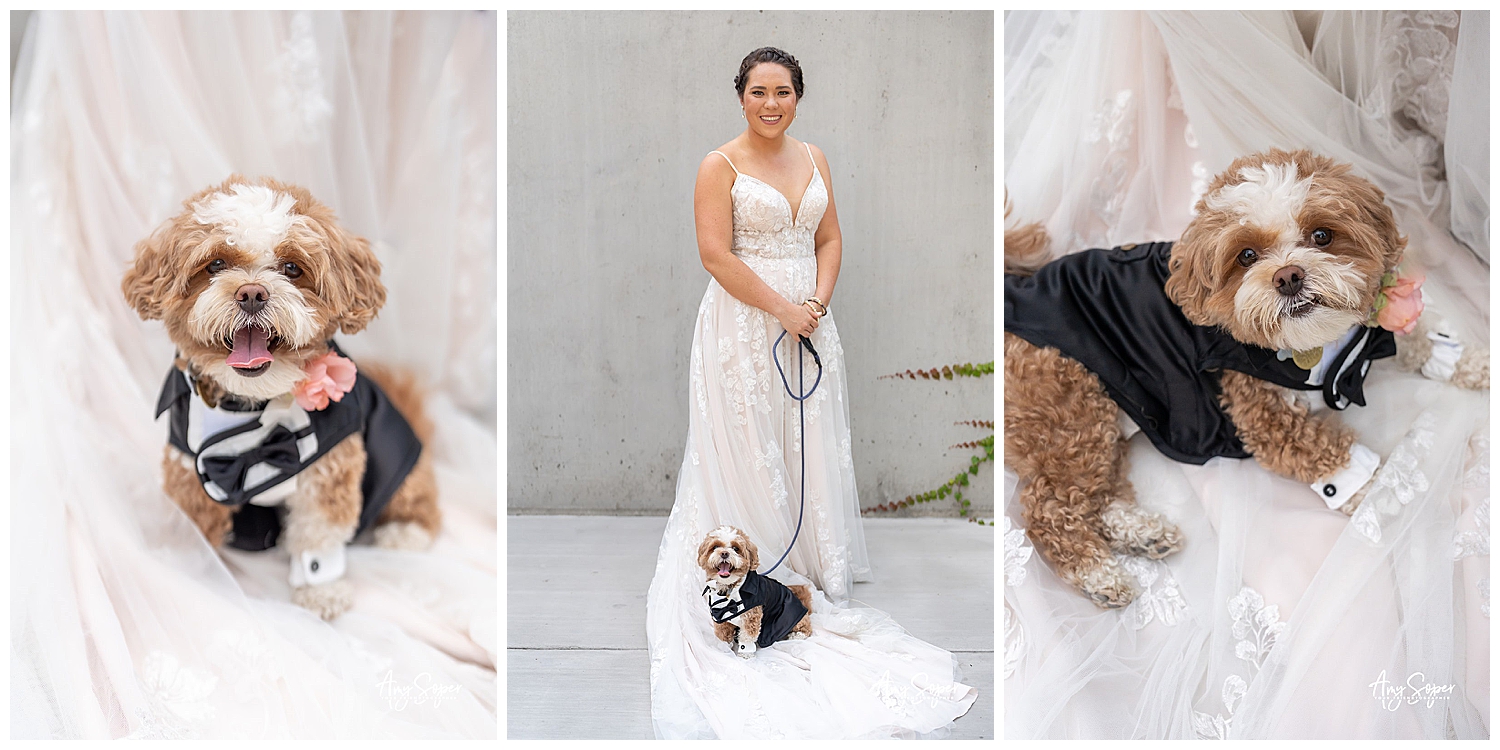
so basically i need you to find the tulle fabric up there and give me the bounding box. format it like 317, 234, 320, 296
646, 162, 977, 738
1004, 11, 1488, 739
11, 11, 496, 738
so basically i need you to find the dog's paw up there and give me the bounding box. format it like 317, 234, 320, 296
786, 630, 810, 641
374, 521, 434, 551
1101, 501, 1183, 560
292, 578, 354, 621
1452, 344, 1489, 390
1075, 557, 1136, 610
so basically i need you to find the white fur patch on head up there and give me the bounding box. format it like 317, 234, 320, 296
192, 184, 300, 259
709, 525, 740, 545
1204, 162, 1310, 242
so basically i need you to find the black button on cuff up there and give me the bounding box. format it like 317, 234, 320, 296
1323, 484, 1337, 497
310, 559, 320, 573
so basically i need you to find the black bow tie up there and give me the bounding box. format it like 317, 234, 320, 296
201, 424, 303, 504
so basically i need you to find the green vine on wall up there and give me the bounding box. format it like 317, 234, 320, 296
865, 362, 995, 525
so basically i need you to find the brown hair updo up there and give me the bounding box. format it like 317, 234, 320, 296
733, 47, 804, 100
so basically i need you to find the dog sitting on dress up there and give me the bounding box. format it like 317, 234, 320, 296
1004, 149, 1488, 609
698, 526, 813, 657
122, 175, 441, 620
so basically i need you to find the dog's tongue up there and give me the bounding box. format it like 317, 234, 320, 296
227, 325, 273, 368
717, 563, 732, 577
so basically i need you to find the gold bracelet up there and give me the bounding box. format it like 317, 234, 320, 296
804, 297, 828, 316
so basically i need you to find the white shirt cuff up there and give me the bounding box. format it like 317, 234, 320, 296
1421, 329, 1463, 382
1311, 443, 1379, 510
288, 544, 347, 587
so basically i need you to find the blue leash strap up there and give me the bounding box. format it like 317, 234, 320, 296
762, 329, 822, 576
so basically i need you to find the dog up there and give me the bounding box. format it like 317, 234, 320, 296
122, 175, 442, 620
698, 525, 813, 657
1004, 149, 1488, 609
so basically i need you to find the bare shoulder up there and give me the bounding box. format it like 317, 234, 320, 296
697, 148, 738, 188
804, 142, 833, 185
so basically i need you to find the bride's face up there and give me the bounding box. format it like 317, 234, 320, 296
740, 63, 797, 137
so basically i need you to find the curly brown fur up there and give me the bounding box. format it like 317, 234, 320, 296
125, 175, 441, 619
787, 584, 813, 638
1217, 370, 1355, 483
281, 435, 366, 554
697, 526, 811, 651
1005, 333, 1164, 608
1007, 148, 1485, 610
162, 446, 234, 545
1004, 196, 1052, 277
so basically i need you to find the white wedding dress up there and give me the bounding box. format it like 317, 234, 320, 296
645, 144, 978, 739
12, 11, 496, 739
1005, 11, 1488, 739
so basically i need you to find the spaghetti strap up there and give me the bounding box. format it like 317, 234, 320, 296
803, 141, 814, 166
709, 150, 740, 175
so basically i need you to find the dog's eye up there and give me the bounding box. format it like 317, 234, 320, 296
1236, 248, 1258, 267
281, 261, 303, 279
206, 259, 227, 275
1311, 228, 1333, 247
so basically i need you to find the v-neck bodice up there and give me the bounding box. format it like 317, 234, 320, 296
711, 144, 828, 261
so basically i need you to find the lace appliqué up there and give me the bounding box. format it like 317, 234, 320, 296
271, 11, 334, 144
1378, 11, 1458, 142
1193, 586, 1285, 739
1351, 411, 1437, 544
1453, 496, 1489, 561
1003, 601, 1025, 680
1003, 516, 1033, 588
137, 650, 218, 732
1080, 89, 1135, 246
1117, 554, 1188, 630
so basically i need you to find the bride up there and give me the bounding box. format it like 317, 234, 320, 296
644, 47, 978, 739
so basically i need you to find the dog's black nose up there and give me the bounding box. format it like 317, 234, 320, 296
1273, 265, 1304, 297
236, 284, 268, 314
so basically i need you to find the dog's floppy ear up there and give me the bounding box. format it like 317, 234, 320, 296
741, 532, 759, 571
1344, 174, 1407, 272
1163, 219, 1222, 327
122, 219, 201, 321
696, 534, 717, 571
322, 222, 387, 334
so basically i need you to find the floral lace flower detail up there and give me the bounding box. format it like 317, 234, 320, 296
1352, 411, 1437, 543
1193, 675, 1247, 740
1453, 495, 1489, 561
1003, 602, 1026, 680
1003, 516, 1033, 587
1118, 554, 1187, 630
292, 350, 356, 411
1194, 586, 1284, 739
140, 651, 219, 725
1228, 587, 1285, 669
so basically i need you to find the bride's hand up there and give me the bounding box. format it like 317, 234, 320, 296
776, 301, 820, 339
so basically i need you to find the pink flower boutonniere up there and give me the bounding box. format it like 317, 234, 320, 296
293, 350, 357, 411
1368, 270, 1424, 335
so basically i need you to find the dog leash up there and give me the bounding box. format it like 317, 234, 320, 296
761, 329, 822, 575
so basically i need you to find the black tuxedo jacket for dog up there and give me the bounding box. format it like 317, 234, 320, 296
703, 570, 809, 648
1004, 241, 1395, 464
155, 344, 422, 552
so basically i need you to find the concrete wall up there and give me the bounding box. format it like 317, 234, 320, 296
508, 10, 994, 515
